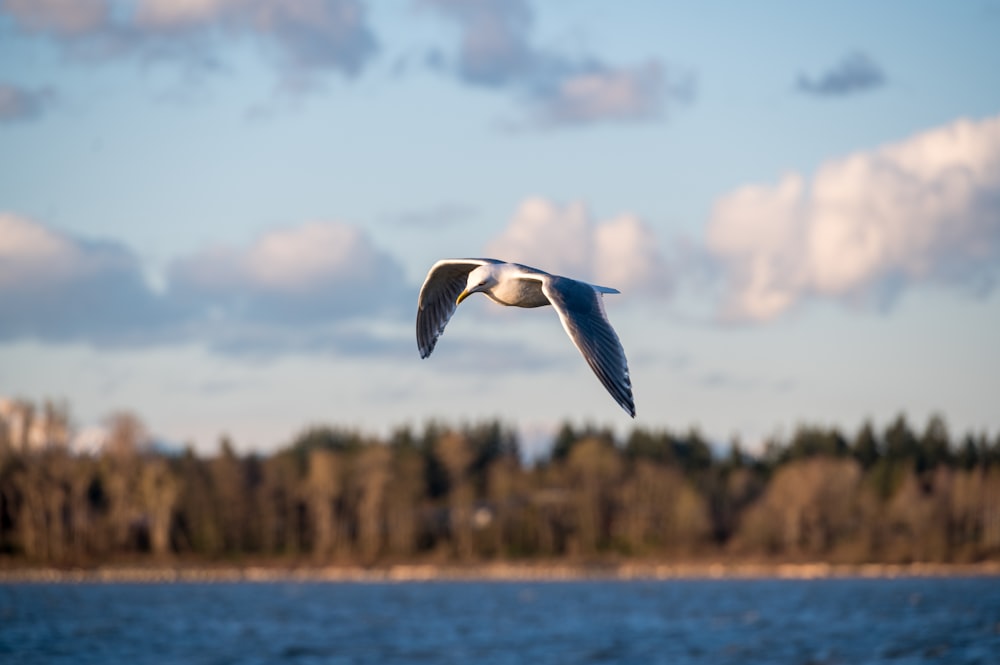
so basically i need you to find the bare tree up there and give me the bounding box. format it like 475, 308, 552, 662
385, 445, 424, 559
355, 444, 391, 563
140, 457, 179, 557
735, 457, 862, 558
105, 411, 149, 458
209, 437, 249, 554
567, 437, 622, 557
435, 432, 475, 559
615, 461, 711, 555
305, 449, 342, 560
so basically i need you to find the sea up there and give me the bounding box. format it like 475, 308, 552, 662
2, 577, 999, 664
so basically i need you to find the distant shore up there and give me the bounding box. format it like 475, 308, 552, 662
2, 560, 999, 583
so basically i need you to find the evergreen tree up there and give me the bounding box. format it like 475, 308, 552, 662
918, 414, 952, 472
851, 420, 881, 470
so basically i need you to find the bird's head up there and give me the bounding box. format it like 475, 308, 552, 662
456, 265, 497, 305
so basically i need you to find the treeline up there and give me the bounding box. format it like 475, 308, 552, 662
1, 411, 999, 566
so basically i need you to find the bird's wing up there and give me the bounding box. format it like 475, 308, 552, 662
538, 274, 635, 417
416, 258, 501, 358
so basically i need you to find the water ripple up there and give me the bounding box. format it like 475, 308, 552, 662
1, 577, 999, 664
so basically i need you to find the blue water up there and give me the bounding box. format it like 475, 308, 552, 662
2, 577, 999, 664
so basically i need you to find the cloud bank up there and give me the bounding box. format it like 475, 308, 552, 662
707, 114, 1000, 321
4, 115, 998, 351
0, 215, 409, 354
0, 199, 671, 352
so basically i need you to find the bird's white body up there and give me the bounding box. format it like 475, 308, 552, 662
416, 258, 635, 417
464, 263, 549, 307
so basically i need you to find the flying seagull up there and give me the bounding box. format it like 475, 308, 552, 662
416, 258, 635, 417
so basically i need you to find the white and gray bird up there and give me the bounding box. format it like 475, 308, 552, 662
416, 258, 635, 417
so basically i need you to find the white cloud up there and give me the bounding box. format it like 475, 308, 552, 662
593, 214, 668, 293
420, 0, 533, 87
0, 213, 140, 290
135, 0, 233, 28
0, 213, 73, 282
170, 220, 408, 323
420, 0, 686, 128
136, 0, 377, 76
0, 0, 108, 36
1, 0, 377, 82
0, 215, 410, 353
485, 197, 671, 294
0, 213, 173, 342
486, 198, 590, 276
707, 115, 1000, 321
530, 61, 669, 127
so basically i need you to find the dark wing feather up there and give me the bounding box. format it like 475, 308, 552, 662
540, 275, 635, 417
416, 259, 500, 358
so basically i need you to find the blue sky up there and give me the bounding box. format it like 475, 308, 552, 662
1, 1, 999, 456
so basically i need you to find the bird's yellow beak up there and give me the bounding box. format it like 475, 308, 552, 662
456, 289, 471, 305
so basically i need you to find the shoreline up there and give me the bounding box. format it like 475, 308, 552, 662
2, 561, 999, 583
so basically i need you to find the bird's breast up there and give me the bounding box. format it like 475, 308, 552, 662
485, 279, 550, 308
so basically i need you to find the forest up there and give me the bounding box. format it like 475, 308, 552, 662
1, 401, 999, 567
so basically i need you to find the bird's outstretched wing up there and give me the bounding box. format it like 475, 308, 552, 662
539, 275, 635, 417
416, 258, 501, 358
